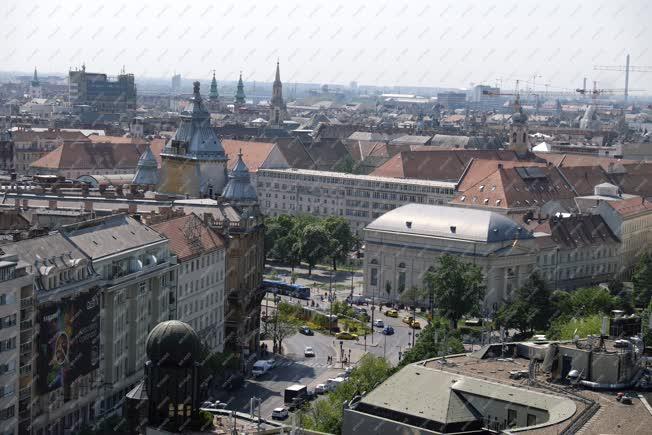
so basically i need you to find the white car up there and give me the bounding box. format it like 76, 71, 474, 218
272, 407, 289, 420
315, 384, 327, 394
304, 346, 315, 357
373, 319, 384, 328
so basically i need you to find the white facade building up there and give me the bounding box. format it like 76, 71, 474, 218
255, 168, 456, 233
151, 213, 227, 353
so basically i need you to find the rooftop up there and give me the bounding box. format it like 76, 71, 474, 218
365, 203, 533, 243
150, 213, 225, 261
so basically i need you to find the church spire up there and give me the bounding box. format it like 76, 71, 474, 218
31, 67, 40, 86
235, 72, 246, 106
274, 60, 281, 84
269, 61, 286, 126
209, 70, 219, 101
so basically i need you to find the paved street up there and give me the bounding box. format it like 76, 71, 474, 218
218, 263, 427, 419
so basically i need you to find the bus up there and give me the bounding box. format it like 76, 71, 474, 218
262, 280, 311, 300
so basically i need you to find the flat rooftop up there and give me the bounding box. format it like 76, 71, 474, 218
421, 353, 651, 434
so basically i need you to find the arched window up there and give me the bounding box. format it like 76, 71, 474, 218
398, 262, 406, 268
512, 132, 517, 142
370, 259, 379, 265
522, 132, 527, 143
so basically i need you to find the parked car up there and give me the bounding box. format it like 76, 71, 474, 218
304, 346, 315, 357
373, 319, 384, 328
383, 326, 395, 335
402, 316, 414, 325
410, 320, 421, 329
336, 331, 358, 340
272, 407, 289, 420
201, 401, 215, 409
385, 309, 399, 318
315, 383, 327, 394
252, 359, 275, 376
299, 326, 314, 336
345, 366, 354, 375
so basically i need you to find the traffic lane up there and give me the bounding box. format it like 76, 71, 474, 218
284, 330, 336, 362
224, 361, 328, 418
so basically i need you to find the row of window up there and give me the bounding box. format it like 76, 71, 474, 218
0, 404, 14, 421
0, 314, 16, 330
0, 359, 16, 375
180, 250, 224, 275
0, 337, 16, 353
258, 171, 454, 194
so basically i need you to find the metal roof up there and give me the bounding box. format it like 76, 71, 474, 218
365, 203, 533, 243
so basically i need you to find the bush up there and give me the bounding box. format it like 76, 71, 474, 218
547, 315, 603, 340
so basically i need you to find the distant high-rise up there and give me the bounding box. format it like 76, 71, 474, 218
268, 61, 287, 126
171, 73, 181, 94
68, 65, 136, 113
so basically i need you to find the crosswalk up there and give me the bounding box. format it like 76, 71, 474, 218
276, 360, 339, 369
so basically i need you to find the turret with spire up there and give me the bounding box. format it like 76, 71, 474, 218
269, 61, 287, 126
30, 67, 42, 98
234, 72, 246, 107
132, 145, 159, 189
222, 149, 258, 204
209, 70, 219, 101
508, 94, 529, 157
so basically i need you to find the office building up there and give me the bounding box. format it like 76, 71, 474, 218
68, 66, 136, 113
255, 168, 456, 233
436, 91, 466, 109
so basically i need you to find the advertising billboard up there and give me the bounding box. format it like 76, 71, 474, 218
37, 288, 100, 393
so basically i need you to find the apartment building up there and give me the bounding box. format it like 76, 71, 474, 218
0, 251, 26, 435
11, 130, 90, 174
255, 168, 456, 232
60, 215, 176, 420
1, 234, 101, 435
150, 213, 227, 353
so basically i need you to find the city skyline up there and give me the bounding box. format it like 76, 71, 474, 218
2, 0, 652, 91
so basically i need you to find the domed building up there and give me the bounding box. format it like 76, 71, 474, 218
143, 320, 204, 432
362, 203, 538, 313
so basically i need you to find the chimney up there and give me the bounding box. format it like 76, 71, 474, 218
14, 198, 20, 210
128, 203, 137, 214
22, 199, 28, 209
84, 200, 93, 211
48, 200, 57, 209
497, 163, 503, 169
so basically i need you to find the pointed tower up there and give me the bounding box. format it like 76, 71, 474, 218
508, 94, 529, 157
222, 150, 258, 204
234, 72, 246, 107
209, 71, 219, 101
132, 145, 159, 189
159, 81, 228, 197
269, 61, 287, 126
30, 67, 42, 98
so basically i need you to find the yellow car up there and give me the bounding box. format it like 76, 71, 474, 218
402, 316, 414, 325
335, 331, 358, 340
385, 309, 398, 318
410, 320, 421, 329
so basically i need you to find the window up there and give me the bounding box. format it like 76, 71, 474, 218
507, 409, 517, 427
370, 268, 378, 286
527, 414, 537, 426
398, 271, 406, 293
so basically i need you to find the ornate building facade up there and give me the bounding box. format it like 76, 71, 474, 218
158, 82, 228, 197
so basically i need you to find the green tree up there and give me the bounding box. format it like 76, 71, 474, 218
300, 223, 332, 275
399, 321, 464, 367
300, 355, 393, 434
553, 287, 618, 318
423, 255, 485, 329
633, 252, 652, 307
384, 280, 392, 299
496, 273, 552, 333
323, 216, 357, 271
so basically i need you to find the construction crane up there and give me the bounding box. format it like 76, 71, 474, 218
576, 80, 644, 102
594, 54, 652, 105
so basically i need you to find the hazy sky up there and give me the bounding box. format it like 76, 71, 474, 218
2, 0, 651, 91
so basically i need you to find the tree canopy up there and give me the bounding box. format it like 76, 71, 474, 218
423, 255, 485, 328
265, 214, 357, 274
633, 252, 652, 308
495, 273, 553, 333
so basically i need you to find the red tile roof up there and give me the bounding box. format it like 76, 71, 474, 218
606, 196, 652, 218
452, 164, 575, 209
30, 142, 148, 170
370, 149, 529, 182
222, 139, 277, 172
88, 134, 149, 145
150, 213, 225, 261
